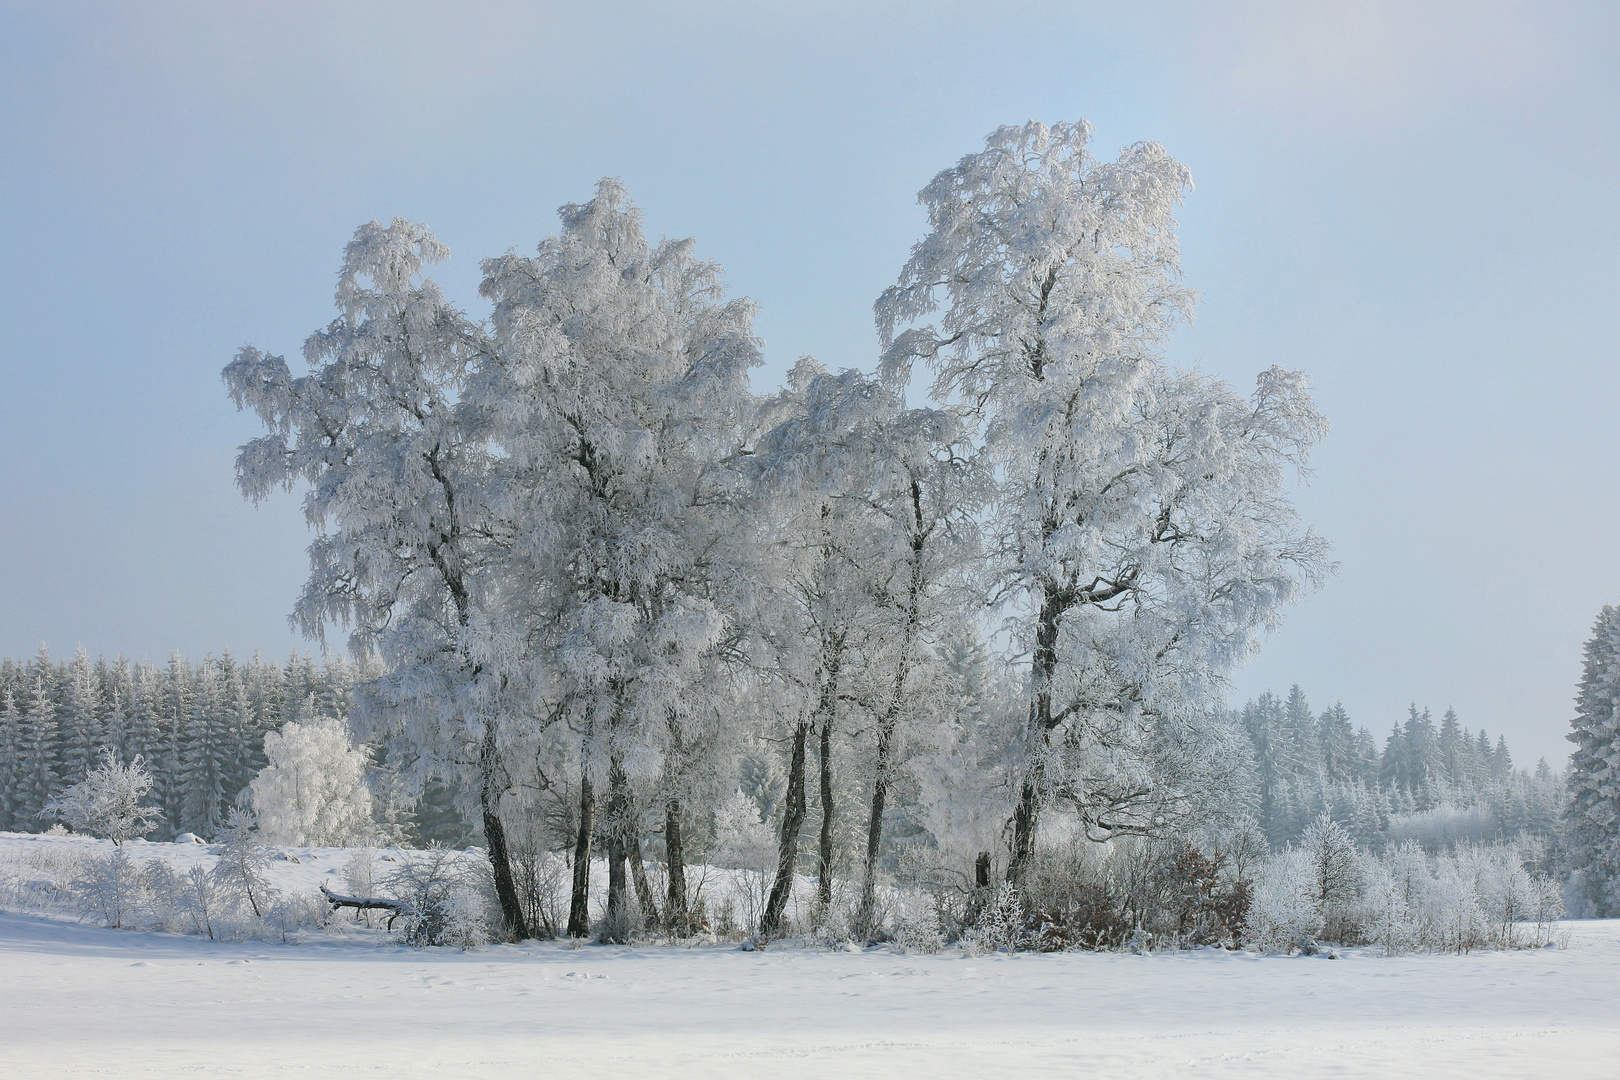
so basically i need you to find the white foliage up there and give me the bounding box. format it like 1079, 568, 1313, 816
876, 120, 1331, 857
40, 751, 162, 845
247, 719, 376, 847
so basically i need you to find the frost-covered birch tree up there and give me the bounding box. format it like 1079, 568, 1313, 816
750, 361, 984, 935
223, 220, 533, 938
478, 180, 759, 938
247, 718, 377, 847
876, 120, 1330, 881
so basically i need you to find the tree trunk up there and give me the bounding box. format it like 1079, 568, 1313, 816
665, 796, 688, 933
762, 717, 809, 937
479, 721, 529, 941
1008, 587, 1064, 883
566, 771, 594, 937
603, 755, 632, 942
858, 502, 926, 937
855, 716, 895, 939
603, 834, 628, 943
629, 829, 659, 930
816, 711, 835, 913
662, 709, 689, 934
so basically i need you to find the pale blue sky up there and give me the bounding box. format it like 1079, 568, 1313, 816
1, 1, 1615, 765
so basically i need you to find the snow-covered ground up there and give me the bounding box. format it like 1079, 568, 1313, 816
1, 834, 1617, 1078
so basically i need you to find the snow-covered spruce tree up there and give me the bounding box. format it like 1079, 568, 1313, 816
0, 687, 21, 830
16, 670, 60, 826
1567, 604, 1620, 916
59, 648, 104, 789
223, 220, 533, 939
39, 750, 162, 844
246, 718, 376, 847
876, 121, 1331, 882
478, 180, 758, 939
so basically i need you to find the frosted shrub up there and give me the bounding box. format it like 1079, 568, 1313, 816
386, 848, 493, 949
263, 891, 331, 943
344, 849, 379, 897
1429, 858, 1490, 953
1359, 858, 1419, 955
211, 811, 278, 919
962, 883, 1024, 956
892, 896, 945, 954
184, 863, 231, 940
1248, 850, 1323, 952
139, 859, 187, 932
40, 752, 162, 845
73, 848, 143, 929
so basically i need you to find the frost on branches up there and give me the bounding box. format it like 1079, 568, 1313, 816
211, 119, 1347, 945
876, 120, 1331, 880
39, 750, 161, 845
1567, 605, 1620, 916
247, 718, 377, 847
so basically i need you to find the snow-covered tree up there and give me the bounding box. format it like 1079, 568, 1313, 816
224, 219, 534, 938
1567, 605, 1620, 916
876, 120, 1331, 880
750, 361, 985, 934
246, 717, 377, 847
479, 178, 759, 936
39, 749, 162, 844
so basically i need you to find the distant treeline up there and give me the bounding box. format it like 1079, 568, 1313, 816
1237, 687, 1565, 855
0, 647, 1568, 863
0, 648, 375, 839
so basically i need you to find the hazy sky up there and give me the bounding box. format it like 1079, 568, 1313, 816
1, 1, 1615, 765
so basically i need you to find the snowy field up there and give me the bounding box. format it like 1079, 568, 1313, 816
1, 835, 1617, 1079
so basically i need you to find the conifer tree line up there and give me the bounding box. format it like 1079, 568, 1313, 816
1235, 686, 1565, 855
1567, 605, 1620, 916
0, 647, 374, 839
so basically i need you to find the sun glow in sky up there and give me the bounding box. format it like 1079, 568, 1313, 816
1, 1, 1615, 765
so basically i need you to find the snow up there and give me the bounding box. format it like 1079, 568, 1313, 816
1, 835, 1617, 1077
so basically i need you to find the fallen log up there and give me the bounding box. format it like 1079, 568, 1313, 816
319, 882, 416, 929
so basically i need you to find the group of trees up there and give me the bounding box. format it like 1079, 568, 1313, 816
1236, 687, 1565, 854
11, 120, 1613, 947
218, 119, 1330, 942
0, 648, 371, 838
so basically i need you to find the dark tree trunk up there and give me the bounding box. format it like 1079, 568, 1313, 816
663, 710, 689, 933
602, 754, 633, 941
762, 717, 809, 937
975, 851, 992, 889
566, 771, 594, 937
665, 796, 688, 932
629, 830, 659, 930
1008, 587, 1064, 883
603, 834, 628, 943
855, 716, 895, 938
816, 712, 835, 912
858, 498, 927, 937
479, 721, 529, 941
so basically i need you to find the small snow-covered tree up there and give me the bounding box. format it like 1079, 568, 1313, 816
246, 718, 376, 847
211, 809, 277, 919
1299, 813, 1363, 943
39, 750, 162, 845
1567, 604, 1620, 916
